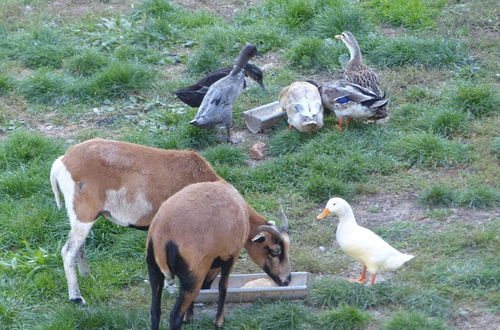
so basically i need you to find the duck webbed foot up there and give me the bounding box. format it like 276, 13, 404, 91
348, 265, 367, 284
226, 125, 241, 144
346, 116, 352, 129
336, 116, 344, 132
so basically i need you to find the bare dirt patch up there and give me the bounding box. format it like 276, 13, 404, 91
171, 0, 261, 19
46, 0, 139, 21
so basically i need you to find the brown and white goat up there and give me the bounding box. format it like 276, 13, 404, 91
147, 181, 291, 330
50, 138, 221, 304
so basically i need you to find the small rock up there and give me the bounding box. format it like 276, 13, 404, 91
458, 310, 469, 317
249, 142, 266, 160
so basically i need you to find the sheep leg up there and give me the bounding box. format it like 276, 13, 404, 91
147, 241, 165, 330
185, 268, 220, 323
76, 246, 90, 277
61, 220, 95, 303
170, 276, 206, 330
214, 256, 236, 327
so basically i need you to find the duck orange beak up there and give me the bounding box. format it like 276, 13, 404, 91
334, 35, 341, 40
316, 208, 331, 219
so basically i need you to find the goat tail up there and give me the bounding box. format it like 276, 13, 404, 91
50, 156, 63, 209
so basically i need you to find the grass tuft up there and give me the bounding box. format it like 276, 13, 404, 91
0, 67, 13, 95
275, 0, 316, 30
286, 37, 342, 71
492, 138, 500, 159
65, 49, 109, 76
458, 185, 500, 209
268, 129, 314, 156
316, 304, 370, 330
390, 132, 469, 168
382, 310, 448, 330
363, 0, 442, 29
3, 27, 74, 69
419, 185, 456, 207
47, 306, 148, 329
312, 4, 372, 38
203, 144, 248, 167
449, 84, 498, 118
309, 278, 450, 317
86, 61, 156, 99
21, 69, 75, 105
187, 47, 223, 75
225, 300, 314, 329
425, 258, 500, 291
132, 0, 176, 19
431, 109, 468, 138
0, 130, 61, 171
367, 36, 466, 68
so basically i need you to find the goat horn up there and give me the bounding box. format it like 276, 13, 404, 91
279, 203, 289, 232
257, 225, 282, 239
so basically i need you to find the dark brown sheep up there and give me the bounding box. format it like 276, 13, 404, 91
147, 181, 291, 330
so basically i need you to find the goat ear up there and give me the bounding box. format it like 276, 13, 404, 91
251, 233, 266, 243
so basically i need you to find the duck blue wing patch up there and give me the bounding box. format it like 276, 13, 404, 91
335, 96, 351, 104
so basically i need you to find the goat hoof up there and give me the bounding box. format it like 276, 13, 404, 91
69, 297, 86, 304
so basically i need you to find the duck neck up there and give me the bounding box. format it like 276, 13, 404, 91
346, 39, 363, 66
337, 208, 357, 227
230, 51, 251, 76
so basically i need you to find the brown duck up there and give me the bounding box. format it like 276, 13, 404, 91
335, 31, 383, 98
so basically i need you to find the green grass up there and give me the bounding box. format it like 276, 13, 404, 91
203, 144, 248, 167
286, 36, 342, 71
316, 304, 370, 330
363, 0, 445, 29
1, 27, 75, 69
20, 69, 76, 105
0, 0, 499, 328
0, 69, 13, 95
65, 49, 109, 76
0, 130, 62, 171
309, 278, 450, 317
419, 185, 457, 207
458, 185, 500, 209
312, 3, 373, 38
367, 36, 466, 68
86, 61, 156, 99
449, 84, 498, 118
382, 310, 448, 330
390, 132, 469, 168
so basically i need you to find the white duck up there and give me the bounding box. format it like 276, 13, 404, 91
279, 81, 324, 133
316, 197, 414, 285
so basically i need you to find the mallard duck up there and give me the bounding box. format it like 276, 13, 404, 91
190, 44, 259, 142
335, 31, 383, 98
317, 198, 414, 285
278, 81, 324, 133
319, 80, 388, 131
173, 63, 266, 108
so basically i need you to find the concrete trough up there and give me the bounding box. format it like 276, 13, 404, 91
243, 101, 285, 133
194, 272, 309, 303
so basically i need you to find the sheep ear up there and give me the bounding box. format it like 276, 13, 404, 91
251, 233, 266, 243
